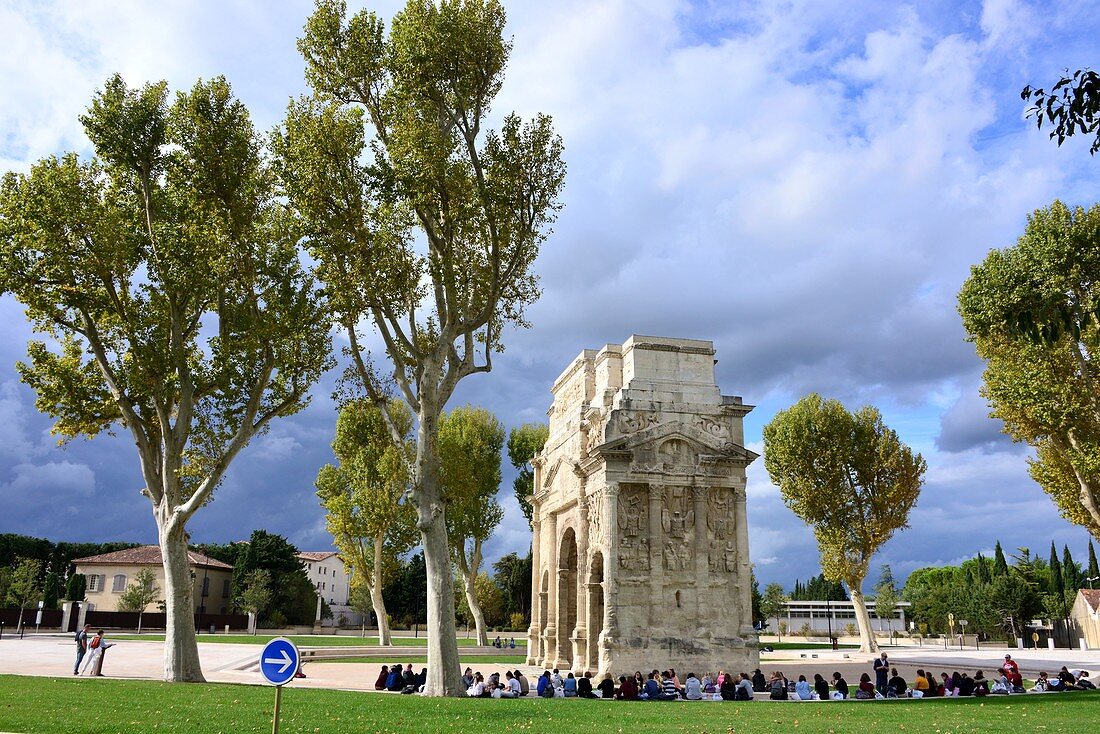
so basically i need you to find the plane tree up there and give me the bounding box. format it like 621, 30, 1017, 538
762, 394, 926, 652
0, 75, 330, 681
275, 0, 565, 695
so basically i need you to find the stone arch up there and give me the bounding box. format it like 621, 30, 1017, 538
586, 550, 604, 671
556, 527, 578, 667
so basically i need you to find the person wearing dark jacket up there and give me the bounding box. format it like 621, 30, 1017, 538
720, 675, 738, 700
616, 675, 638, 700
887, 669, 907, 697
374, 665, 390, 690
597, 673, 615, 699
751, 669, 767, 692
832, 672, 849, 699
814, 673, 830, 700
385, 666, 402, 691
578, 672, 595, 698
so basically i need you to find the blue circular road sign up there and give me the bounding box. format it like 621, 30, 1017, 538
259, 637, 300, 686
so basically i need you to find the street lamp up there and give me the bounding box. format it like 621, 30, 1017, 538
1087, 576, 1099, 590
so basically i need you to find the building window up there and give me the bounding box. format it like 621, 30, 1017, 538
112, 574, 127, 593
321, 581, 326, 590
222, 579, 231, 598
88, 574, 102, 592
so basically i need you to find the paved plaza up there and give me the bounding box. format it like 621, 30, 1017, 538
2, 632, 1097, 695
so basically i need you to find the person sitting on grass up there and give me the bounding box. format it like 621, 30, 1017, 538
515, 670, 530, 696
735, 672, 754, 701
958, 671, 974, 697
814, 673, 830, 701
615, 674, 638, 700
831, 672, 849, 700
972, 671, 989, 697
684, 672, 703, 700
887, 669, 907, 698
855, 673, 875, 699
551, 668, 564, 688
1057, 667, 1077, 690
752, 669, 767, 692
1032, 671, 1051, 692
769, 671, 789, 700
500, 671, 520, 698
642, 672, 661, 700
537, 671, 553, 698
467, 673, 486, 697
384, 666, 402, 691
374, 665, 390, 691
941, 672, 957, 697
990, 668, 1011, 694
563, 671, 578, 697
462, 667, 474, 689
702, 674, 716, 696
578, 672, 596, 699
597, 672, 615, 699
661, 670, 679, 700
1076, 671, 1096, 690
719, 673, 737, 700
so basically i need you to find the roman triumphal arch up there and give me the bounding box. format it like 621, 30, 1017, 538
526, 335, 760, 677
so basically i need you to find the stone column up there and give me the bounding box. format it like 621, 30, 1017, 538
526, 510, 542, 665
734, 484, 754, 636
598, 482, 620, 677
692, 484, 708, 622
648, 483, 663, 627
542, 511, 559, 666
572, 491, 589, 672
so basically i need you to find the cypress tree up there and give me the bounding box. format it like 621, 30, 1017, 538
975, 552, 991, 583
1062, 545, 1081, 591
993, 541, 1009, 576
1089, 540, 1100, 580
1048, 542, 1064, 596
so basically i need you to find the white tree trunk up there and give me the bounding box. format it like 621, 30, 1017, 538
413, 402, 465, 696
371, 537, 392, 646
159, 522, 205, 682
461, 568, 488, 646
849, 586, 879, 653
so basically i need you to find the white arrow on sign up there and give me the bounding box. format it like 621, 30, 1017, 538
263, 649, 294, 675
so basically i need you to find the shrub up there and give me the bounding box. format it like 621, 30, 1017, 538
509, 612, 526, 631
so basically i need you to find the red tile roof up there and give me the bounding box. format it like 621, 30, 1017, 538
297, 551, 338, 562
72, 545, 232, 570
1082, 589, 1100, 613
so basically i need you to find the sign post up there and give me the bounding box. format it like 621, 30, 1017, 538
259, 637, 300, 734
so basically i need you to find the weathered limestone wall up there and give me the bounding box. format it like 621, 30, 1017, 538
527, 335, 760, 678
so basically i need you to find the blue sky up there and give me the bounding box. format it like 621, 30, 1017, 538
1, 0, 1099, 589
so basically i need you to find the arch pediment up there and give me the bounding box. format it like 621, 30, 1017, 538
601, 418, 759, 464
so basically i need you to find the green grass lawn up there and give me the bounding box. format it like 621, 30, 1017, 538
108, 633, 523, 648
0, 674, 1096, 734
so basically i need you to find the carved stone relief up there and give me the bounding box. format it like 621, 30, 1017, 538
707, 488, 736, 540
616, 486, 648, 571
587, 492, 604, 548
693, 415, 731, 440
619, 411, 659, 435
661, 487, 695, 570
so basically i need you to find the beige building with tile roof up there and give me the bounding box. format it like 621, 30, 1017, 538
1072, 589, 1100, 650
73, 546, 234, 614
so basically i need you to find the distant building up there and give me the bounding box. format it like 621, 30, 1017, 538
297, 551, 350, 607
72, 546, 234, 614
775, 599, 911, 635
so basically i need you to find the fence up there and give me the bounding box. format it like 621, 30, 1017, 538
0, 608, 63, 628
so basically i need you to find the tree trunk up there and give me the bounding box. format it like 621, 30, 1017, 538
849, 586, 879, 653
413, 403, 465, 696
461, 568, 489, 646
159, 522, 205, 682
371, 536, 392, 646
138, 611, 143, 635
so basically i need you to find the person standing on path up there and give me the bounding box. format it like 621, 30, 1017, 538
873, 652, 889, 695
73, 624, 91, 675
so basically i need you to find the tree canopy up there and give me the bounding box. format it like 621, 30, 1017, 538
763, 393, 926, 651
315, 399, 418, 644
278, 0, 565, 695
0, 73, 330, 682
958, 201, 1100, 540
507, 423, 548, 524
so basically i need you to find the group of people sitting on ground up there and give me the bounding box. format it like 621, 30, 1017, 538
374, 664, 428, 694
867, 653, 1096, 699
491, 636, 517, 649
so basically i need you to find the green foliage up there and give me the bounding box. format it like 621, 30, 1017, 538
959, 201, 1100, 539
64, 573, 86, 602
0, 534, 139, 578
994, 542, 1009, 576
750, 570, 763, 626
456, 571, 504, 628
230, 531, 314, 625
6, 558, 43, 609
874, 565, 899, 627
382, 552, 427, 627
117, 568, 160, 614
491, 551, 531, 625
441, 405, 506, 563
1023, 69, 1100, 154
41, 573, 59, 610
762, 394, 926, 594
789, 574, 848, 602
316, 399, 418, 592
233, 569, 272, 618
0, 568, 11, 606
1089, 540, 1100, 579
760, 583, 788, 631
507, 423, 548, 524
